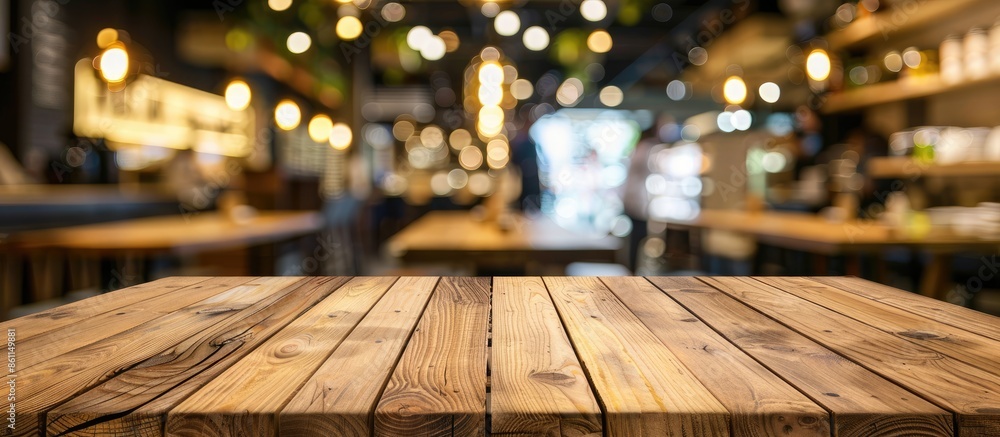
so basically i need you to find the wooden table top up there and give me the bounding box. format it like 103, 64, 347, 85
5, 275, 999, 436
386, 211, 622, 264
666, 209, 1000, 254
8, 211, 323, 254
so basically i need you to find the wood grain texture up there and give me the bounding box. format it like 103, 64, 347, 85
542, 276, 730, 436
702, 276, 1000, 436
279, 277, 439, 437
1, 276, 210, 339
46, 277, 355, 437
489, 277, 602, 437
12, 277, 307, 437
602, 276, 829, 437
165, 277, 394, 437
648, 276, 953, 437
761, 277, 1000, 375
815, 276, 1000, 342
17, 277, 257, 370
375, 277, 491, 437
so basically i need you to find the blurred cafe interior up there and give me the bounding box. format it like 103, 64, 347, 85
3, 0, 1000, 319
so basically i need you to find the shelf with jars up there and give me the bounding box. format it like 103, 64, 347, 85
824, 0, 990, 51
822, 16, 1000, 113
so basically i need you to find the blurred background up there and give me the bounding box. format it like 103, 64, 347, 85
3, 0, 1000, 319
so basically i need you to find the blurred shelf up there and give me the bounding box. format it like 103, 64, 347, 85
822, 73, 1000, 113
826, 0, 988, 51
868, 157, 1000, 178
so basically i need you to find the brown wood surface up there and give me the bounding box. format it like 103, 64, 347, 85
7, 275, 1000, 436
815, 276, 1000, 342
648, 276, 953, 437
490, 277, 602, 436
543, 276, 730, 436
12, 277, 307, 436
703, 276, 1000, 435
602, 276, 830, 437
17, 277, 255, 370
374, 277, 491, 437
279, 277, 439, 436
164, 276, 389, 437
386, 211, 621, 266
46, 277, 353, 436
9, 211, 323, 254
763, 276, 1000, 376
2, 276, 210, 339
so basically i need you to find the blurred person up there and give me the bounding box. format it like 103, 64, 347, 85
623, 114, 673, 271
510, 117, 540, 212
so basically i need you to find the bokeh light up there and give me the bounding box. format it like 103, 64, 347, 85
329, 123, 353, 150
336, 16, 363, 40
580, 0, 607, 22
286, 32, 312, 54
522, 26, 549, 51
494, 10, 521, 36
274, 100, 301, 130
308, 115, 333, 143
758, 82, 780, 104
599, 86, 624, 107
99, 46, 129, 82
586, 30, 613, 53
723, 76, 747, 105
268, 0, 292, 11
805, 49, 831, 81
224, 80, 252, 111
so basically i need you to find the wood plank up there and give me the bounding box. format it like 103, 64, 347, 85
603, 276, 830, 436
279, 277, 439, 436
542, 276, 729, 436
46, 276, 356, 437
16, 277, 256, 370
11, 277, 308, 437
701, 276, 1000, 435
760, 277, 1000, 376
648, 276, 953, 437
375, 277, 491, 437
1, 276, 209, 339
814, 276, 1000, 342
164, 277, 395, 437
488, 277, 602, 437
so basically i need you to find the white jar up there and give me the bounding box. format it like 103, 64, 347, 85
965, 28, 990, 80
940, 35, 964, 83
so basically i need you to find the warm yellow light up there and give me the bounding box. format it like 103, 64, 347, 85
522, 26, 549, 51
758, 82, 780, 103
723, 76, 747, 105
286, 32, 312, 54
477, 105, 505, 137
586, 30, 612, 53
308, 115, 333, 142
99, 47, 129, 83
336, 16, 363, 40
329, 123, 353, 150
599, 85, 623, 107
224, 80, 252, 111
478, 62, 504, 85
268, 0, 292, 11
459, 146, 483, 170
274, 100, 301, 130
806, 49, 831, 81
96, 28, 118, 49
494, 10, 520, 36
450, 129, 472, 150
510, 78, 534, 100
580, 0, 607, 22
478, 85, 503, 106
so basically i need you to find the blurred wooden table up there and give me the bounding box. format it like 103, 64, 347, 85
6, 275, 1000, 436
386, 211, 622, 272
665, 209, 1000, 299
5, 211, 323, 309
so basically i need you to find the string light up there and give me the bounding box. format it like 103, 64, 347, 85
224, 80, 252, 111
